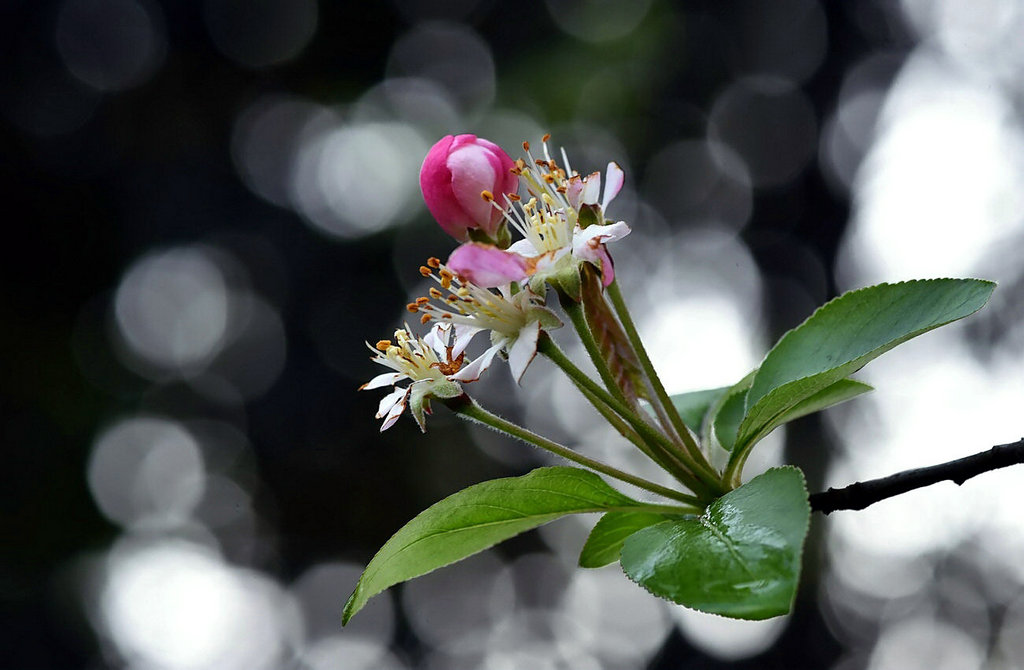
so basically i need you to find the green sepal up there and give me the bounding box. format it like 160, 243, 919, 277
578, 203, 601, 229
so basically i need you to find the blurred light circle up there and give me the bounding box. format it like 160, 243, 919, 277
670, 606, 788, 660
389, 0, 483, 23
482, 610, 597, 670
114, 246, 231, 372
401, 551, 513, 653
232, 96, 329, 207
820, 90, 885, 193
868, 617, 984, 670
559, 568, 671, 664
291, 121, 428, 239
352, 77, 462, 133
843, 56, 1024, 283
88, 416, 205, 528
642, 294, 760, 393
730, 0, 827, 83
933, 0, 1024, 81
643, 139, 753, 229
203, 0, 317, 68
709, 78, 817, 188
203, 295, 287, 400
302, 636, 408, 670
544, 0, 653, 42
55, 0, 166, 91
291, 563, 395, 645
101, 540, 290, 670
387, 22, 495, 112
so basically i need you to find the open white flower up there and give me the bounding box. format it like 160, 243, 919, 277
360, 325, 491, 432
408, 258, 561, 383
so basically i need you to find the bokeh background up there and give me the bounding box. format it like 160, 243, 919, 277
4, 0, 1024, 668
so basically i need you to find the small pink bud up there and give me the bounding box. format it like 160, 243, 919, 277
420, 134, 518, 242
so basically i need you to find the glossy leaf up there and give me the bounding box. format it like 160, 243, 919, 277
579, 511, 674, 568
621, 467, 810, 620
343, 467, 641, 624
737, 279, 995, 451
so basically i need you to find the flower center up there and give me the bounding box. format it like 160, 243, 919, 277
373, 328, 447, 382
410, 257, 531, 337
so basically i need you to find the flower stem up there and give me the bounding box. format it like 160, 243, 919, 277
605, 280, 723, 488
536, 333, 715, 499
561, 297, 633, 409
445, 395, 702, 507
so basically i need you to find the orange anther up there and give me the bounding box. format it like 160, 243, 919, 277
427, 257, 441, 268
375, 340, 391, 351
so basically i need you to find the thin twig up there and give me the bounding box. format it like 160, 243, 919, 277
810, 438, 1024, 514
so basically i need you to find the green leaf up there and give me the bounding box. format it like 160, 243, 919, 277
621, 467, 810, 620
770, 378, 872, 427
579, 511, 675, 568
343, 466, 641, 624
713, 388, 748, 451
737, 279, 995, 451
702, 370, 756, 447
668, 387, 729, 433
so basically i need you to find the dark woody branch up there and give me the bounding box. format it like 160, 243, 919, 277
810, 438, 1024, 514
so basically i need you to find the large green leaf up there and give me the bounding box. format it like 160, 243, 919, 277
620, 467, 810, 620
579, 511, 675, 568
737, 279, 994, 451
343, 467, 644, 624
668, 386, 729, 433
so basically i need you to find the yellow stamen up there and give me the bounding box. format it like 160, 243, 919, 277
375, 340, 391, 351
419, 266, 432, 277
427, 257, 441, 268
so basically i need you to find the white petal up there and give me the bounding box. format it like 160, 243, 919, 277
508, 321, 540, 384
379, 389, 409, 431
572, 221, 631, 262
450, 342, 502, 382
361, 371, 408, 390
375, 386, 408, 418
423, 322, 451, 353
450, 323, 484, 358
566, 174, 584, 210
508, 239, 541, 257
601, 162, 624, 212
580, 171, 602, 205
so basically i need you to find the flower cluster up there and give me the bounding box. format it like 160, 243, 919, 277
363, 134, 627, 432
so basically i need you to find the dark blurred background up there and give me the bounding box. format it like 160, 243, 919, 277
4, 0, 1024, 668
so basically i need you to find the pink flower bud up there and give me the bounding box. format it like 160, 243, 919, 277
420, 134, 518, 242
